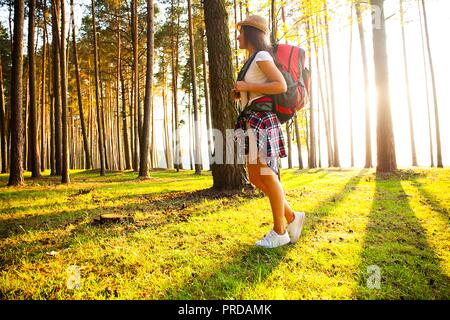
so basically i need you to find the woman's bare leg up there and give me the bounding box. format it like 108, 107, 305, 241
247, 162, 295, 223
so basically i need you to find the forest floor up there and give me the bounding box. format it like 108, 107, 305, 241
0, 167, 449, 299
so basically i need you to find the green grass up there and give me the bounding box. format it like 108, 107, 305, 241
0, 167, 449, 299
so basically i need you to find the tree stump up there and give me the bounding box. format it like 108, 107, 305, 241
93, 214, 134, 225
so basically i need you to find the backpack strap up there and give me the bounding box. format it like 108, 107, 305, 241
237, 51, 260, 81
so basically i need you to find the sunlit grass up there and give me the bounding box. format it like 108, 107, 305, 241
0, 168, 449, 299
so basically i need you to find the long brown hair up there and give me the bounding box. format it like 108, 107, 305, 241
242, 25, 277, 62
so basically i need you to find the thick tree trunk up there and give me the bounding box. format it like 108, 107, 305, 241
139, 0, 154, 178
91, 0, 105, 175
372, 0, 397, 173
204, 0, 247, 189
8, 0, 25, 186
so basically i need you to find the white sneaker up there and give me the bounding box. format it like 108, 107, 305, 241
287, 212, 306, 243
255, 230, 291, 248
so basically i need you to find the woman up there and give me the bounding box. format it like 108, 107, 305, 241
233, 15, 306, 249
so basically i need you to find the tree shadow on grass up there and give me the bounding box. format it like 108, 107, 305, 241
162, 170, 368, 299
409, 178, 449, 221
0, 188, 267, 269
355, 175, 450, 299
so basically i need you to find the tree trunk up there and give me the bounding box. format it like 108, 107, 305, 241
270, 0, 277, 45
323, 1, 339, 167
28, 0, 40, 178
40, 0, 48, 172
120, 64, 131, 170
420, 0, 442, 168
116, 15, 122, 171
161, 55, 173, 169
417, 0, 434, 167
51, 0, 61, 175
348, 3, 354, 168
204, 0, 247, 189
399, 0, 417, 167
294, 114, 303, 169
171, 0, 182, 171
355, 2, 372, 168
372, 0, 397, 173
306, 19, 316, 169
60, 0, 70, 183
187, 0, 202, 175
200, 28, 213, 170
91, 0, 105, 176
71, 0, 91, 170
139, 0, 154, 178
132, 0, 139, 171
8, 0, 25, 186
316, 20, 333, 168
0, 56, 7, 173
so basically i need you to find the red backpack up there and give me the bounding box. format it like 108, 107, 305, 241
237, 44, 310, 124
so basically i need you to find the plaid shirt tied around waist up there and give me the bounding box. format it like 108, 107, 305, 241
234, 110, 287, 175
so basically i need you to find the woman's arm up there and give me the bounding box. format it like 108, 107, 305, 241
234, 60, 287, 95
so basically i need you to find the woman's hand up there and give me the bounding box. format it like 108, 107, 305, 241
234, 81, 251, 93
230, 88, 241, 100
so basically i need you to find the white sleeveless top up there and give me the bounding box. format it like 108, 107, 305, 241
240, 50, 274, 108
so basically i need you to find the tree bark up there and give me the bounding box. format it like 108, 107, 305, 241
187, 0, 202, 174
399, 0, 417, 167
132, 0, 139, 171
348, 3, 354, 168
8, 0, 25, 186
372, 0, 397, 173
323, 1, 340, 167
171, 0, 182, 171
200, 28, 213, 170
51, 0, 61, 175
139, 0, 154, 178
28, 0, 40, 177
120, 63, 131, 170
204, 0, 247, 189
40, 0, 48, 172
91, 0, 105, 175
116, 15, 122, 171
0, 56, 6, 173
417, 0, 434, 167
355, 2, 372, 168
71, 0, 91, 170
420, 0, 442, 168
60, 0, 70, 183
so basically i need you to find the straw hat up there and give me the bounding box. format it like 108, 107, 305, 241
237, 15, 269, 34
